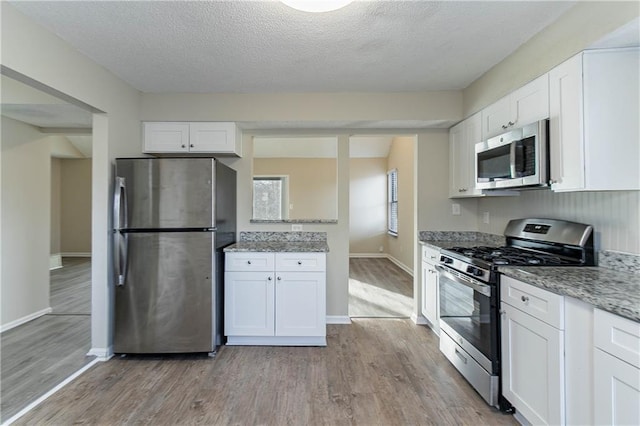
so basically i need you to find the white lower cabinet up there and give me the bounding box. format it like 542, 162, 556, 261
593, 308, 640, 425
420, 245, 439, 334
224, 252, 326, 346
500, 276, 565, 425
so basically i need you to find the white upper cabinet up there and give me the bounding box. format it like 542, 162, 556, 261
549, 48, 639, 192
143, 122, 242, 157
482, 74, 549, 139
449, 112, 484, 198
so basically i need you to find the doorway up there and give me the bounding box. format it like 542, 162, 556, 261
0, 74, 95, 421
348, 135, 416, 318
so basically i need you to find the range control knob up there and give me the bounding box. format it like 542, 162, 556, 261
441, 256, 454, 264
467, 266, 484, 277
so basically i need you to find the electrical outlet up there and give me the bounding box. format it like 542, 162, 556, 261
452, 203, 461, 216
291, 224, 303, 231
483, 212, 490, 224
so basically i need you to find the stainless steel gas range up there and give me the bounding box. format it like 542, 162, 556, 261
436, 218, 595, 411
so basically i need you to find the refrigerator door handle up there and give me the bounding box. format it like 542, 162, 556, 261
113, 177, 129, 286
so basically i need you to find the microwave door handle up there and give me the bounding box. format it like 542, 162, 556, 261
509, 141, 517, 178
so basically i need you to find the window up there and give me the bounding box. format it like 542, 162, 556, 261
253, 176, 289, 220
387, 169, 398, 236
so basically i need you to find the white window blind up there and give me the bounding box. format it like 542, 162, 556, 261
253, 176, 288, 220
388, 169, 398, 236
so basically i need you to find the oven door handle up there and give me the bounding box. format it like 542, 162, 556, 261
436, 265, 492, 297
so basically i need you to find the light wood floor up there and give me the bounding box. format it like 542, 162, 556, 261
1, 258, 94, 422
349, 258, 413, 318
15, 319, 516, 425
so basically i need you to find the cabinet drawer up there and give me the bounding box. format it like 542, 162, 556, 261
594, 308, 640, 368
275, 253, 326, 272
501, 275, 564, 329
422, 245, 440, 264
225, 252, 275, 272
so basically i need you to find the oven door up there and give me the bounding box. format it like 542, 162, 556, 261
437, 265, 498, 374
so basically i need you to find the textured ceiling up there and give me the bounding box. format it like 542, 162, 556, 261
9, 0, 576, 94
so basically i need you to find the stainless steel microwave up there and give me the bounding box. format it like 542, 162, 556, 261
475, 119, 549, 190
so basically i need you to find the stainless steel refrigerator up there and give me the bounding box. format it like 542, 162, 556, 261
112, 158, 236, 354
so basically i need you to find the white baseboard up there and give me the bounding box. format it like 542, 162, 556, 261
386, 254, 414, 277
0, 307, 52, 333
3, 358, 101, 426
87, 346, 113, 361
61, 252, 92, 258
411, 313, 429, 326
49, 254, 63, 270
349, 253, 414, 277
326, 315, 352, 324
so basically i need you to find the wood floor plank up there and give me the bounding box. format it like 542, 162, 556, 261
349, 258, 413, 318
15, 319, 517, 425
0, 257, 93, 422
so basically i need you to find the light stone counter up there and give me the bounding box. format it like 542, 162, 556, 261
498, 266, 640, 322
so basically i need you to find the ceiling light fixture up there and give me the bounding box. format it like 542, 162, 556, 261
281, 0, 353, 13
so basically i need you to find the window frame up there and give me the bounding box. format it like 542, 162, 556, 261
252, 175, 289, 220
387, 169, 398, 236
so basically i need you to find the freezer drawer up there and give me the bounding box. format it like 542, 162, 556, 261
114, 231, 216, 353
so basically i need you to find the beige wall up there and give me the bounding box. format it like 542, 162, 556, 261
51, 158, 61, 255
2, 3, 141, 351
253, 158, 337, 220
349, 157, 387, 254
386, 136, 415, 272
1, 116, 51, 327
464, 2, 640, 116
61, 159, 92, 254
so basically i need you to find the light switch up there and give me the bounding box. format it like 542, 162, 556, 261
292, 224, 303, 231
452, 203, 461, 216
483, 212, 490, 224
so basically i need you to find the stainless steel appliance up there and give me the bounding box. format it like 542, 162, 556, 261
437, 218, 594, 410
475, 120, 549, 190
113, 158, 236, 354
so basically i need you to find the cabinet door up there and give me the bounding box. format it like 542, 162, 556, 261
224, 271, 274, 336
463, 112, 484, 196
275, 272, 325, 337
501, 303, 564, 425
189, 122, 237, 154
511, 73, 549, 127
421, 262, 439, 333
448, 122, 466, 197
143, 122, 190, 153
594, 348, 640, 426
549, 53, 585, 191
481, 96, 511, 139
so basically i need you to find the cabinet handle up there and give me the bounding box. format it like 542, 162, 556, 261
508, 121, 515, 127
430, 256, 437, 260
267, 276, 272, 281
247, 260, 251, 265
297, 261, 302, 265
181, 144, 186, 148
454, 348, 468, 364
190, 144, 194, 148
502, 124, 508, 129
277, 276, 281, 281
521, 295, 529, 303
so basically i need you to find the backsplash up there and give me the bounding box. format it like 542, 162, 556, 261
477, 190, 640, 254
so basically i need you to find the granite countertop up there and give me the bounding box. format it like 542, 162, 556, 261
224, 241, 329, 253
420, 240, 490, 251
418, 231, 640, 322
499, 266, 640, 322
